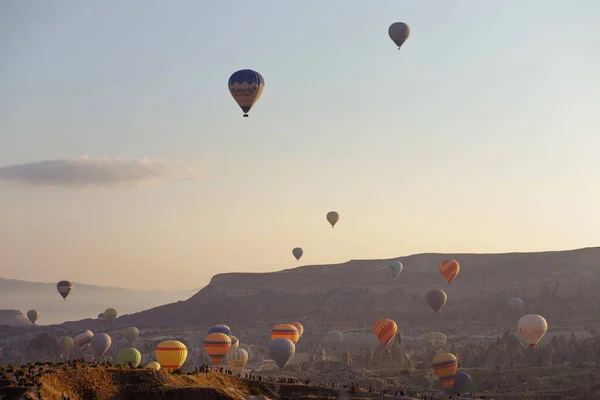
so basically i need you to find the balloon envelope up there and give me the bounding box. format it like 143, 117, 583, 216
228, 69, 265, 117
507, 297, 524, 308
388, 22, 410, 48
57, 280, 73, 300
123, 327, 139, 345
59, 337, 74, 354
146, 361, 161, 371
388, 261, 403, 279
432, 353, 458, 388
268, 338, 295, 368
518, 314, 548, 348
230, 336, 239, 349
27, 310, 39, 324
74, 330, 94, 350
373, 319, 398, 347
91, 333, 112, 358
290, 322, 304, 338
326, 330, 344, 346
271, 324, 300, 344
208, 324, 232, 337
426, 289, 448, 312
326, 211, 339, 228
155, 340, 188, 372
117, 348, 141, 367
428, 332, 447, 349
204, 333, 231, 365
292, 247, 303, 261
97, 313, 105, 321
440, 260, 460, 284
227, 348, 249, 373
104, 308, 118, 322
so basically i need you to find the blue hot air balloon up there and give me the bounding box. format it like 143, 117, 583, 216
208, 324, 231, 337
228, 69, 265, 117
268, 338, 295, 368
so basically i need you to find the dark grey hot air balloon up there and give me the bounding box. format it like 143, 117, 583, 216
57, 280, 73, 300
292, 247, 303, 261
388, 22, 410, 49
426, 289, 448, 312
268, 338, 295, 368
506, 297, 524, 308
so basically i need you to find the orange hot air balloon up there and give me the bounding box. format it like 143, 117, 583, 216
290, 322, 304, 338
440, 260, 460, 284
432, 352, 458, 388
203, 333, 231, 366
271, 324, 300, 344
373, 318, 398, 347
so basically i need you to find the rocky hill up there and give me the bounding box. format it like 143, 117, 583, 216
111, 247, 600, 333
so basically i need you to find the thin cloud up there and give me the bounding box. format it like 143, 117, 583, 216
0, 156, 201, 188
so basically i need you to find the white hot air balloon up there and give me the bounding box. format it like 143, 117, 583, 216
518, 314, 548, 348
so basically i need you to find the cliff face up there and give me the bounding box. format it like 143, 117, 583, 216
0, 310, 31, 327
110, 247, 600, 331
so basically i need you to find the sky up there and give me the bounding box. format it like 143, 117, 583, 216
1, 0, 599, 291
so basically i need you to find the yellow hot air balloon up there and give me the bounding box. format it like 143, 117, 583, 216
155, 340, 188, 372
104, 308, 118, 324
518, 314, 548, 348
432, 352, 458, 388
146, 361, 161, 371
271, 324, 299, 344
203, 333, 231, 366
290, 322, 304, 338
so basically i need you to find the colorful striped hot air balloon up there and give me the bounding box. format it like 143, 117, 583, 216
57, 280, 73, 300
373, 318, 398, 347
290, 322, 304, 338
440, 260, 460, 284
432, 353, 458, 388
203, 333, 231, 366
271, 324, 300, 344
74, 330, 93, 351
155, 340, 188, 372
227, 348, 249, 374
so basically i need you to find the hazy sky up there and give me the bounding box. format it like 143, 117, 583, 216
1, 1, 599, 291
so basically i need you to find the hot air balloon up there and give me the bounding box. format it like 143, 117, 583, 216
326, 211, 339, 228
91, 333, 112, 358
228, 69, 265, 117
58, 337, 74, 355
271, 324, 300, 344
123, 327, 139, 347
449, 371, 478, 394
208, 324, 232, 337
428, 332, 447, 350
507, 297, 524, 308
388, 261, 403, 279
204, 333, 231, 366
98, 313, 105, 321
426, 289, 448, 312
292, 247, 303, 261
325, 330, 344, 351
227, 348, 249, 374
155, 340, 188, 372
290, 322, 304, 338
146, 361, 161, 371
117, 348, 141, 367
432, 353, 458, 389
230, 336, 239, 349
27, 309, 39, 325
388, 22, 410, 49
268, 338, 295, 368
74, 330, 94, 351
373, 319, 397, 347
104, 308, 117, 324
57, 280, 72, 300
440, 260, 460, 284
518, 314, 548, 348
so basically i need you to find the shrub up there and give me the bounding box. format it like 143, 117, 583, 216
172, 369, 183, 375
248, 387, 262, 395
18, 378, 27, 386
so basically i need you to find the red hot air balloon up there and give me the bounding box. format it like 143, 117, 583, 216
373, 318, 398, 347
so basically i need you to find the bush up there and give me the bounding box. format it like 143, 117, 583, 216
248, 387, 262, 395
172, 369, 183, 375
18, 378, 27, 386
400, 369, 410, 375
